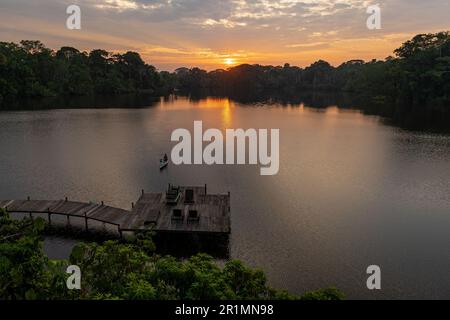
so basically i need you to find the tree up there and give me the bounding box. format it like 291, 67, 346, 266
0, 210, 70, 299
0, 41, 171, 103
394, 32, 450, 59
0, 211, 343, 300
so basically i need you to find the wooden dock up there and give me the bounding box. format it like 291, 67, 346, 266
0, 185, 231, 237
122, 186, 231, 234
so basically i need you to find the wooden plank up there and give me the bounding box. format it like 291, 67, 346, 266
0, 200, 13, 209
131, 193, 162, 221
130, 186, 230, 234
0, 186, 230, 234
6, 200, 62, 213
87, 205, 129, 225
51, 201, 99, 216
121, 209, 158, 231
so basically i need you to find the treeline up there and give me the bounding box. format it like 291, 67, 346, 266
176, 32, 450, 104
1, 32, 449, 129
175, 32, 450, 130
0, 40, 175, 102
0, 209, 343, 300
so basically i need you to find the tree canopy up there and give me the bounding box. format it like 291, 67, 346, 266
1, 31, 448, 130
0, 209, 343, 300
0, 41, 175, 101
173, 31, 450, 130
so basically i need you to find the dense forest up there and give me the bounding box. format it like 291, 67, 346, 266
0, 31, 449, 130
0, 209, 343, 300
175, 32, 450, 130
0, 40, 175, 100
176, 31, 450, 95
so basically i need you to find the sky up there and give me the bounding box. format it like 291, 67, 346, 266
0, 0, 449, 71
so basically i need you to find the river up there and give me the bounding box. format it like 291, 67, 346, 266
1, 95, 450, 299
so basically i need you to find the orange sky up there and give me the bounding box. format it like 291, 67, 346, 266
0, 0, 449, 71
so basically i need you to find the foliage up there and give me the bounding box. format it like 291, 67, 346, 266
0, 210, 71, 299
1, 32, 449, 129
69, 243, 300, 300
173, 31, 450, 131
0, 209, 343, 300
299, 287, 345, 301
0, 41, 175, 101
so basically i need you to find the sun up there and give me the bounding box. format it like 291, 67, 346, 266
224, 58, 236, 66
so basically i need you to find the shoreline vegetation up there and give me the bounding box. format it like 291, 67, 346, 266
0, 209, 343, 300
0, 32, 449, 131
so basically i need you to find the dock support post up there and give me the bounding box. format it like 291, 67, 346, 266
131, 202, 134, 209
84, 212, 88, 232
142, 189, 145, 196
27, 196, 30, 201
118, 227, 123, 239
65, 197, 68, 202
47, 209, 52, 226
205, 184, 207, 194
29, 212, 33, 220
101, 201, 104, 206
228, 192, 231, 212
67, 215, 70, 226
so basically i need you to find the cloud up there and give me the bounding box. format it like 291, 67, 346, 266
286, 41, 329, 48
0, 0, 449, 70
198, 18, 247, 28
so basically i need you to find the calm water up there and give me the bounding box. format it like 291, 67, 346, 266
1, 95, 450, 299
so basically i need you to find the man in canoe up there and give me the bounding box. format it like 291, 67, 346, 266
160, 153, 169, 170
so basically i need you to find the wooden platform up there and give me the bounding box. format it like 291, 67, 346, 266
1, 186, 231, 236
122, 186, 231, 234
0, 199, 128, 226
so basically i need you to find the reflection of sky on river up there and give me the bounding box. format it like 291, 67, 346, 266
1, 96, 450, 299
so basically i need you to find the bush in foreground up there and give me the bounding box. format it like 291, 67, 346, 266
0, 209, 343, 300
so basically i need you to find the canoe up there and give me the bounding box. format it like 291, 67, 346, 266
160, 159, 169, 170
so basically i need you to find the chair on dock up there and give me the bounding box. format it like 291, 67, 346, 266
187, 209, 200, 222
184, 189, 195, 204
166, 185, 181, 205
171, 208, 184, 221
